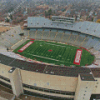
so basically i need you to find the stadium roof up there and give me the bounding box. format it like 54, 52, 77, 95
80, 74, 95, 81
91, 68, 100, 78
0, 53, 98, 78
27, 17, 100, 38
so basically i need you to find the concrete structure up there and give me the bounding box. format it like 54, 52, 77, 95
0, 90, 15, 100
0, 54, 100, 100
8, 68, 23, 97
0, 17, 100, 100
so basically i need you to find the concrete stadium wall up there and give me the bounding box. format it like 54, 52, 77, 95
0, 64, 11, 79
1, 63, 100, 94
0, 63, 77, 92
23, 87, 74, 98
92, 78, 100, 94
0, 63, 100, 100
0, 63, 78, 92
21, 70, 78, 92
9, 68, 23, 97
0, 90, 15, 100
74, 75, 95, 100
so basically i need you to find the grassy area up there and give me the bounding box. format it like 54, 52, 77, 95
13, 40, 95, 67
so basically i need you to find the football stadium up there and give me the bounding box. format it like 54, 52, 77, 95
0, 16, 100, 100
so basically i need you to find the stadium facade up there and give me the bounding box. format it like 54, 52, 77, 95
0, 17, 100, 100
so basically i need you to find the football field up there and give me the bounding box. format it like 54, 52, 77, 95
13, 40, 95, 67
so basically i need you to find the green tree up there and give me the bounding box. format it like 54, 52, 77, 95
9, 14, 13, 20
45, 11, 48, 17
5, 18, 10, 22
48, 9, 52, 18
45, 9, 53, 18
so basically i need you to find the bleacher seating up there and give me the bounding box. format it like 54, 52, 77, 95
22, 30, 28, 36
0, 26, 28, 48
36, 29, 43, 40
1, 26, 98, 51
74, 34, 86, 46
55, 30, 64, 42
0, 38, 11, 48
42, 29, 50, 40
0, 24, 99, 52
87, 38, 100, 49
29, 28, 100, 51
48, 29, 57, 41
29, 29, 36, 39
61, 31, 71, 43
68, 32, 78, 45
81, 36, 89, 47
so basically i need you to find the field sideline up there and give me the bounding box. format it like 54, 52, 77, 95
13, 40, 95, 67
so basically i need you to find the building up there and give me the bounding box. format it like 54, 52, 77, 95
0, 17, 100, 100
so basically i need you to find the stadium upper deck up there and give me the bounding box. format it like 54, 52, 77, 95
27, 17, 100, 38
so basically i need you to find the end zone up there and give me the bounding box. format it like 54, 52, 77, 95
73, 49, 82, 65
18, 41, 34, 53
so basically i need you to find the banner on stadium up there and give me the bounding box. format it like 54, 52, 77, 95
18, 41, 34, 53
73, 49, 82, 65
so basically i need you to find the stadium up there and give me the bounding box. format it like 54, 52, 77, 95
0, 16, 100, 100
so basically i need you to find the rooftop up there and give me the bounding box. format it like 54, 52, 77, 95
91, 68, 100, 78
80, 74, 95, 81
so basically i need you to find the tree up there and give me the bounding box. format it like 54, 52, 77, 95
45, 11, 48, 17
48, 9, 52, 18
45, 9, 53, 18
48, 9, 52, 15
5, 18, 10, 22
9, 14, 13, 20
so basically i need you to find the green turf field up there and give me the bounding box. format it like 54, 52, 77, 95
13, 40, 95, 67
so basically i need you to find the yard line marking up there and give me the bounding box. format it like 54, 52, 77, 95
46, 43, 66, 47
27, 53, 60, 62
